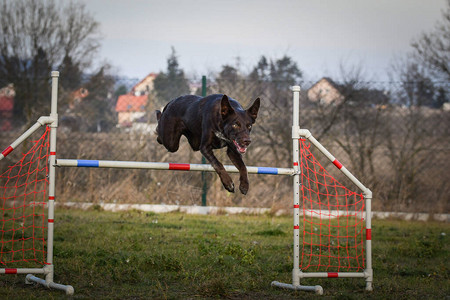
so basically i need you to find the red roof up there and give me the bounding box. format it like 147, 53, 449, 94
115, 94, 148, 112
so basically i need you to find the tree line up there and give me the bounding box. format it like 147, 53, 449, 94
0, 0, 448, 129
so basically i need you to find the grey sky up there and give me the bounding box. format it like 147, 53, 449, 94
81, 0, 447, 81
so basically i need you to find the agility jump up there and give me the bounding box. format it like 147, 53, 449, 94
0, 72, 372, 295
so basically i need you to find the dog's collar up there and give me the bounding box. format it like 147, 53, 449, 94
214, 131, 231, 142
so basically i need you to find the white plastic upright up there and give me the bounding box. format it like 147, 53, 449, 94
271, 86, 323, 294
24, 71, 74, 295
292, 86, 301, 287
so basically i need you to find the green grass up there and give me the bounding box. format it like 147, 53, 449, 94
0, 208, 448, 299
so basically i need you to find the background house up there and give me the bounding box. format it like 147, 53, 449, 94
115, 94, 148, 127
131, 73, 157, 96
115, 73, 158, 132
0, 84, 15, 131
308, 77, 392, 108
307, 77, 344, 105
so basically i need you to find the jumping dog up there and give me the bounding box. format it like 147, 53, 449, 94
156, 94, 260, 194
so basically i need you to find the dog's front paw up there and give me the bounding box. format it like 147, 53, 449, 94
239, 180, 249, 195
224, 182, 235, 193
220, 176, 235, 193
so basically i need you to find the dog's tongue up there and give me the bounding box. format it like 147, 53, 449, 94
233, 140, 247, 154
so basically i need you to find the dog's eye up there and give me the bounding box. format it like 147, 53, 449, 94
247, 124, 252, 130
232, 123, 240, 129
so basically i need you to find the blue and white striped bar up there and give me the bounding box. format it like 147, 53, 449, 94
56, 159, 294, 176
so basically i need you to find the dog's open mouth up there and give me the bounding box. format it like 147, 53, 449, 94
233, 140, 247, 154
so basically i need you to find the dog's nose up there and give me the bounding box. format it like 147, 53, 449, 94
242, 138, 251, 147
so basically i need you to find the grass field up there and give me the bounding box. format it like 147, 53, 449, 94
0, 208, 448, 299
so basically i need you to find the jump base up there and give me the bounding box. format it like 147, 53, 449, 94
271, 281, 323, 295
25, 274, 74, 295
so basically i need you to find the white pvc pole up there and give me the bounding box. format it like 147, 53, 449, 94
0, 268, 45, 274
24, 71, 74, 295
291, 86, 301, 287
0, 118, 53, 161
365, 192, 373, 291
298, 130, 370, 195
271, 87, 323, 295
46, 71, 58, 275
299, 272, 366, 278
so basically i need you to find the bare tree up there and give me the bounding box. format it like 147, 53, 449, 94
383, 56, 450, 210
247, 56, 303, 166
379, 3, 450, 210
310, 65, 389, 190
411, 0, 450, 82
0, 0, 102, 122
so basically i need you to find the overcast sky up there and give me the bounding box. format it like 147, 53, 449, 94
80, 0, 447, 82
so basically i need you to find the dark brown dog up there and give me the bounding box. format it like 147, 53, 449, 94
156, 94, 260, 194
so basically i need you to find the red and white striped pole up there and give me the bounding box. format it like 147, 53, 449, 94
271, 86, 323, 294
291, 86, 301, 287
46, 71, 59, 277
24, 71, 74, 295
0, 117, 53, 161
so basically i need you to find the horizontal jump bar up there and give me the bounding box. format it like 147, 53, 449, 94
299, 271, 367, 278
55, 159, 294, 176
0, 268, 45, 274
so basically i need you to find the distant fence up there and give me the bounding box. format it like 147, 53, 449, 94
1, 76, 449, 213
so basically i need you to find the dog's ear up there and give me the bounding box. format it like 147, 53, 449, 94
247, 98, 260, 121
156, 110, 162, 121
220, 95, 234, 119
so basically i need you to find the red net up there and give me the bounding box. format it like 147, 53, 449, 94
0, 127, 50, 267
299, 139, 365, 272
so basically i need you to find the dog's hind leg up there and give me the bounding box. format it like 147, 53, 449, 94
200, 144, 235, 193
157, 116, 185, 152
227, 147, 249, 195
